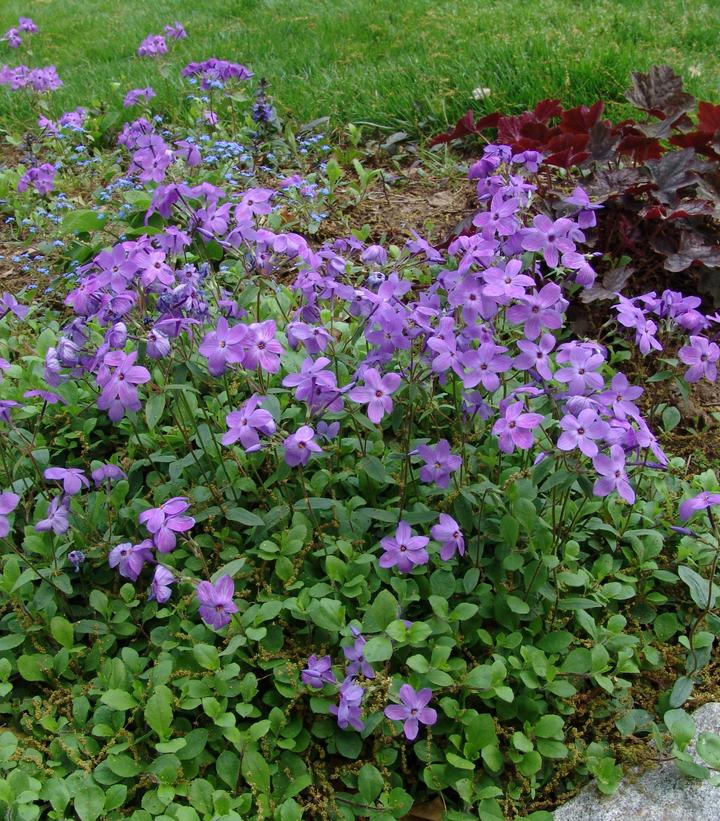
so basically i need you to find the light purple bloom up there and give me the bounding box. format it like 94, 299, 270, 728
67, 550, 85, 572
679, 336, 719, 383
199, 317, 248, 376
555, 347, 605, 395
379, 521, 429, 573
506, 283, 565, 340
139, 496, 195, 553
343, 632, 374, 679
521, 215, 576, 268
515, 334, 555, 380
222, 395, 276, 451
124, 86, 156, 108
416, 439, 462, 488
149, 565, 175, 603
384, 684, 437, 741
557, 409, 609, 457
593, 445, 635, 504
44, 467, 89, 496
283, 425, 322, 467
23, 389, 66, 405
347, 368, 401, 423
597, 373, 642, 420
492, 401, 544, 453
0, 492, 20, 538
679, 491, 720, 522
243, 320, 284, 373
329, 678, 365, 732
460, 343, 512, 391
109, 540, 153, 581
196, 575, 237, 629
91, 463, 127, 487
96, 351, 151, 422
0, 292, 29, 319
431, 513, 465, 560
301, 655, 337, 688
35, 495, 70, 535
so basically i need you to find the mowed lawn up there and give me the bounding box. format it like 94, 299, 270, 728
0, 0, 718, 133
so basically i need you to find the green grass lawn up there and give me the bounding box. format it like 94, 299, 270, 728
0, 0, 718, 134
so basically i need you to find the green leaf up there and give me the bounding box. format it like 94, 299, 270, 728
697, 733, 720, 769
664, 708, 695, 750
193, 643, 220, 671
363, 590, 399, 633
242, 749, 270, 793
535, 714, 564, 738
100, 689, 138, 711
50, 616, 74, 649
308, 598, 345, 632
679, 565, 716, 610
107, 754, 141, 778
145, 393, 165, 430
670, 675, 694, 708
446, 752, 475, 770
357, 763, 384, 802
74, 783, 106, 821
62, 209, 106, 235
363, 636, 393, 663
227, 507, 265, 527
145, 684, 173, 742
216, 750, 241, 789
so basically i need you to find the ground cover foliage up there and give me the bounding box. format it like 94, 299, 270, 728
3, 16, 720, 821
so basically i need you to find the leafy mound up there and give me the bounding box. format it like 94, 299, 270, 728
2, 29, 720, 821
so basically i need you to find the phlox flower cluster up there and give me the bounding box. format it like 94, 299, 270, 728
0, 63, 61, 92
2, 16, 38, 49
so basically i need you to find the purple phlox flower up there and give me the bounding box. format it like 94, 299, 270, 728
17, 164, 55, 195
199, 317, 248, 376
316, 420, 340, 441
283, 425, 323, 467
592, 445, 635, 504
460, 342, 512, 391
164, 21, 187, 40
0, 400, 19, 423
35, 495, 70, 535
137, 33, 167, 57
96, 350, 151, 422
91, 463, 127, 487
406, 230, 443, 262
384, 684, 437, 741
287, 321, 332, 354
597, 373, 643, 420
515, 333, 556, 380
139, 496, 195, 553
175, 138, 202, 167
0, 491, 20, 538
472, 191, 520, 237
416, 439, 462, 488
67, 550, 85, 572
44, 467, 89, 496
347, 368, 401, 424
301, 654, 337, 688
492, 401, 544, 453
555, 346, 605, 395
222, 394, 276, 451
149, 565, 175, 603
18, 17, 38, 33
679, 336, 719, 383
636, 319, 662, 355
450, 275, 497, 323
3, 28, 21, 48
521, 214, 576, 267
243, 320, 284, 373
557, 408, 610, 458
0, 292, 29, 319
343, 633, 375, 679
282, 357, 342, 413
329, 678, 365, 732
124, 86, 156, 108
427, 328, 464, 378
679, 491, 720, 522
431, 513, 465, 560
563, 186, 602, 229
362, 244, 387, 265
379, 521, 430, 573
146, 326, 171, 359
109, 540, 154, 581
196, 574, 238, 630
506, 283, 565, 340
23, 389, 66, 405
482, 259, 535, 300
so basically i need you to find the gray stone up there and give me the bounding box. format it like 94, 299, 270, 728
554, 702, 720, 821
